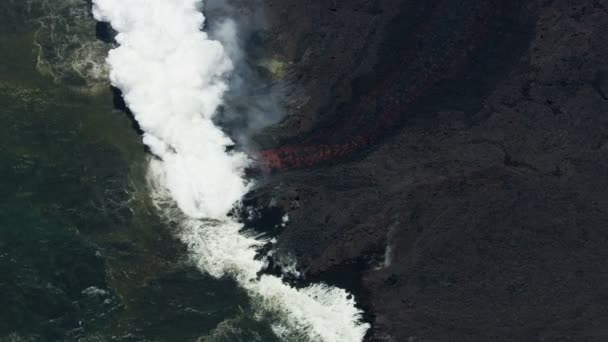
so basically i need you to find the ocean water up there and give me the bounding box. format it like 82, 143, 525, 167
0, 2, 279, 341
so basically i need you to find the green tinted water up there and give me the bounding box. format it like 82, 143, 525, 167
0, 2, 280, 341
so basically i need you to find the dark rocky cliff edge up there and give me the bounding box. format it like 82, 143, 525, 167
240, 0, 608, 340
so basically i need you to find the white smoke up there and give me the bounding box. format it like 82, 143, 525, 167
92, 0, 369, 340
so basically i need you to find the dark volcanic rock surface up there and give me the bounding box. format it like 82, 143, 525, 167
248, 0, 608, 341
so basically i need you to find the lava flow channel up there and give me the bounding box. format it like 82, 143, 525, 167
260, 0, 515, 171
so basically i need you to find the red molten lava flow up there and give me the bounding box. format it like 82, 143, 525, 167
259, 70, 435, 171
259, 80, 428, 171
260, 136, 371, 170
259, 0, 496, 172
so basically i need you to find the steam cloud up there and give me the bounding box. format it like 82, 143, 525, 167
93, 0, 249, 219
205, 0, 287, 145
92, 0, 369, 340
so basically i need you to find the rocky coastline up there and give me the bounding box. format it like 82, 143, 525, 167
247, 0, 608, 340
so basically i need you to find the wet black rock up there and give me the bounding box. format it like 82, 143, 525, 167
247, 0, 608, 340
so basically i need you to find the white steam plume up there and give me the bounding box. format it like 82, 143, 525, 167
93, 0, 248, 219
92, 0, 369, 341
